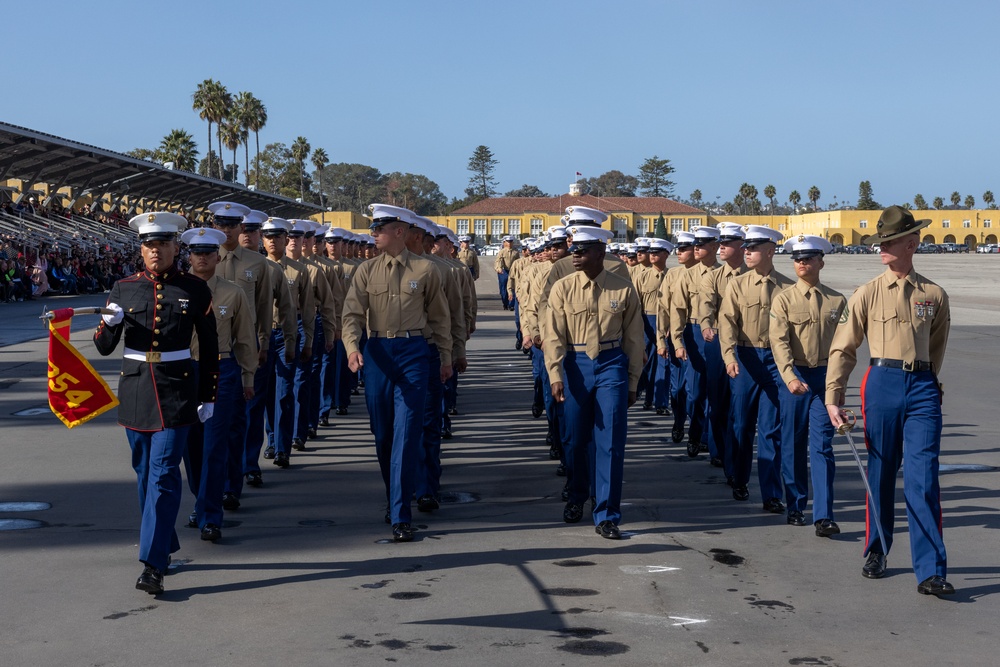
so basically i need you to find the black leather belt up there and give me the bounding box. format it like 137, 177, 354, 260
870, 358, 933, 372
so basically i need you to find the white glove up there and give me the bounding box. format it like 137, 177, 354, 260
197, 403, 215, 423
102, 303, 124, 326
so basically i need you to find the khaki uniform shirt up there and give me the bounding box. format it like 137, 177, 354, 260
542, 269, 645, 393
494, 247, 518, 274
670, 261, 720, 349
458, 247, 480, 280
297, 258, 337, 343
700, 262, 746, 330
539, 254, 632, 316
342, 249, 453, 365
218, 244, 272, 352
425, 253, 467, 361
633, 265, 665, 316
265, 257, 298, 356
655, 264, 688, 352
312, 254, 347, 332
629, 263, 649, 287
191, 275, 258, 389
768, 279, 847, 388
506, 256, 526, 300
521, 261, 554, 341
719, 268, 796, 366
447, 256, 478, 334
825, 268, 950, 405
277, 256, 315, 351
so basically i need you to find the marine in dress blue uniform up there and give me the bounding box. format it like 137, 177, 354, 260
94, 212, 218, 595
826, 206, 954, 596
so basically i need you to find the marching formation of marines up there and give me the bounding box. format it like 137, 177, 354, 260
99, 202, 952, 598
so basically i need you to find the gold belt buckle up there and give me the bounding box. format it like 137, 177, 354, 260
146, 351, 161, 363
902, 361, 913, 372
386, 330, 396, 338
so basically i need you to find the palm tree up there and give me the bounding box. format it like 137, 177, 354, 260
220, 120, 243, 183
933, 196, 945, 209
208, 83, 232, 179
964, 194, 975, 209
232, 91, 257, 186
158, 129, 198, 172
808, 185, 821, 211
192, 79, 218, 178
242, 95, 267, 188
763, 184, 777, 213
789, 190, 801, 212
311, 147, 329, 209
291, 136, 311, 200
950, 191, 961, 208
984, 190, 995, 209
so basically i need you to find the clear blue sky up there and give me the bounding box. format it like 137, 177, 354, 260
4, 0, 998, 208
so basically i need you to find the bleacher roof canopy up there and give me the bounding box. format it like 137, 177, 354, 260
0, 122, 321, 219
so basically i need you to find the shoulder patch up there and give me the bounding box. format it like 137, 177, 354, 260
838, 305, 849, 325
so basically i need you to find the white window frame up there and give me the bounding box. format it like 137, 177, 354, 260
530, 217, 544, 236
456, 219, 469, 235
508, 218, 521, 237
491, 218, 505, 237
670, 218, 684, 234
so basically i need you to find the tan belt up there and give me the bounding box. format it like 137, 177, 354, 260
369, 329, 424, 339
123, 347, 191, 363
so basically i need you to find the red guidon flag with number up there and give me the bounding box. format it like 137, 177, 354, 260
47, 308, 119, 428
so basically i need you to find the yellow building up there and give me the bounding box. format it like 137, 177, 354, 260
706, 210, 997, 249
427, 191, 708, 243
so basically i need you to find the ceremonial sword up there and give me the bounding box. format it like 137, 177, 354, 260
837, 409, 889, 556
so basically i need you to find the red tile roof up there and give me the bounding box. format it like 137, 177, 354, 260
450, 194, 702, 216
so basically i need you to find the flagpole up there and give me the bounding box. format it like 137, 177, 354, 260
40, 306, 115, 321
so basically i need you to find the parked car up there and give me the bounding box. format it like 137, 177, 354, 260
977, 243, 999, 254
917, 243, 942, 254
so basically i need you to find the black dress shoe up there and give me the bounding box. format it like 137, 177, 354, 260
417, 495, 439, 512
549, 443, 562, 460
187, 510, 198, 528
263, 446, 276, 460
336, 407, 348, 415
862, 552, 887, 579
686, 439, 702, 458
291, 438, 306, 451
917, 575, 955, 596
555, 464, 566, 477
448, 407, 458, 416
596, 520, 621, 540
732, 485, 750, 501
709, 457, 723, 468
726, 475, 735, 488
351, 388, 360, 395
814, 519, 840, 537
532, 403, 543, 418
515, 339, 522, 351
273, 452, 290, 468
561, 482, 570, 502
307, 427, 317, 440
763, 498, 786, 514
392, 523, 414, 542
222, 492, 240, 511
786, 510, 807, 526
563, 503, 584, 523
245, 471, 263, 488
642, 403, 652, 411
319, 414, 330, 427
671, 423, 685, 443
201, 524, 221, 542
135, 566, 164, 594
441, 428, 453, 440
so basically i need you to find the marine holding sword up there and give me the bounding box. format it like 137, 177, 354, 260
825, 206, 953, 597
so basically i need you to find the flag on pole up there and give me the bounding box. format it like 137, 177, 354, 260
576, 172, 582, 176
47, 308, 119, 428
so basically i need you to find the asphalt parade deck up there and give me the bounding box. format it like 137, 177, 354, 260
1, 254, 998, 666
